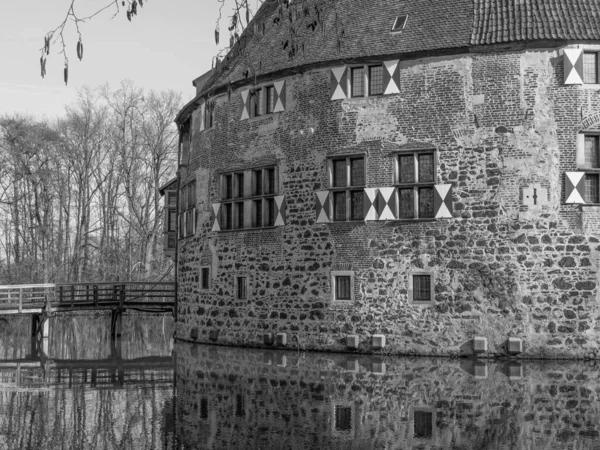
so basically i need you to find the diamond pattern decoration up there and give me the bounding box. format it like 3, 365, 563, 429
383, 60, 401, 95
565, 172, 586, 204
330, 66, 348, 100
363, 188, 379, 221
274, 195, 286, 226
273, 81, 286, 112
212, 203, 222, 231
315, 191, 331, 223
363, 187, 397, 221
434, 184, 453, 218
564, 48, 584, 85
240, 89, 250, 120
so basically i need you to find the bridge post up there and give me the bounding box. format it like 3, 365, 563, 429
93, 285, 98, 306
111, 309, 122, 340
59, 285, 63, 303
70, 285, 75, 308
119, 284, 126, 308
18, 287, 22, 313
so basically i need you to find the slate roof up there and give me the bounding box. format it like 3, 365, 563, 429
177, 0, 600, 121
472, 0, 600, 45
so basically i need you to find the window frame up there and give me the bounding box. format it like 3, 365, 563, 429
393, 149, 437, 220
249, 87, 262, 118
583, 52, 599, 85
348, 63, 386, 98
408, 271, 435, 305
576, 132, 600, 204
235, 276, 248, 300
204, 100, 215, 129
200, 267, 210, 290
328, 155, 366, 222
178, 180, 196, 239
219, 166, 278, 230
331, 270, 355, 304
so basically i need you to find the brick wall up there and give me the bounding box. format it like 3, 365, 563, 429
177, 49, 600, 358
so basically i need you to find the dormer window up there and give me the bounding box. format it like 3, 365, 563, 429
392, 15, 408, 32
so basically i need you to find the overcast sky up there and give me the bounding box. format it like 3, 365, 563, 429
0, 0, 252, 120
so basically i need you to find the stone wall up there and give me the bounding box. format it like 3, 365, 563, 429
177, 48, 600, 358
175, 343, 600, 449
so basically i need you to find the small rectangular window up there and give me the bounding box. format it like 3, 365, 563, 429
265, 198, 275, 226
266, 85, 275, 114
235, 202, 245, 228
418, 153, 435, 183
333, 159, 347, 187
168, 210, 177, 232
330, 156, 365, 221
350, 191, 364, 220
333, 191, 346, 221
265, 168, 275, 195
335, 275, 351, 300
398, 188, 414, 219
224, 203, 233, 230
412, 274, 432, 302
224, 175, 233, 200
392, 15, 408, 32
253, 199, 263, 227
585, 135, 599, 168
235, 173, 244, 198
235, 394, 245, 417
351, 67, 365, 97
334, 405, 352, 431
201, 267, 210, 290
585, 174, 599, 203
350, 157, 365, 186
250, 88, 262, 117
200, 398, 209, 419
583, 52, 598, 84
368, 65, 384, 96
398, 154, 415, 183
413, 410, 433, 438
236, 277, 247, 299
253, 169, 263, 196
418, 187, 434, 218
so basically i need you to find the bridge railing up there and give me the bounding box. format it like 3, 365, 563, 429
0, 284, 54, 312
0, 282, 175, 312
55, 282, 176, 307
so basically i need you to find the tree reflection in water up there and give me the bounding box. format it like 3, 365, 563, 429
4, 324, 600, 450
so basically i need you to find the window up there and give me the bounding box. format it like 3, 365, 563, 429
331, 271, 354, 303
350, 67, 365, 97
585, 174, 599, 203
178, 181, 196, 238
585, 135, 599, 168
368, 65, 384, 96
334, 406, 352, 431
413, 408, 434, 439
329, 156, 365, 221
180, 118, 191, 167
200, 267, 210, 290
236, 277, 247, 299
200, 398, 209, 419
350, 64, 385, 97
204, 100, 215, 129
249, 88, 262, 117
583, 52, 599, 84
219, 167, 278, 230
265, 85, 275, 114
235, 394, 246, 417
391, 15, 408, 32
395, 151, 436, 219
409, 272, 434, 303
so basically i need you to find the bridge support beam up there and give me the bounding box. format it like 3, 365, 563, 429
110, 309, 123, 340
31, 314, 50, 356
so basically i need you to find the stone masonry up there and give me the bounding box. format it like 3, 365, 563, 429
175, 0, 600, 358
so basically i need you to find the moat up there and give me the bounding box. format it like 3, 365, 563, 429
2, 314, 600, 449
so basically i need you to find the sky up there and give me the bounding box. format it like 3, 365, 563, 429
0, 0, 255, 120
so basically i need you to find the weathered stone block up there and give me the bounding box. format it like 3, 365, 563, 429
276, 332, 287, 346
473, 337, 488, 354
346, 335, 359, 349
372, 334, 386, 349
474, 361, 488, 379
508, 337, 522, 355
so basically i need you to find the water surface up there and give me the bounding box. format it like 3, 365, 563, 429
2, 315, 600, 449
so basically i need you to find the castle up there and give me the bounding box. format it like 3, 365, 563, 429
171, 0, 600, 358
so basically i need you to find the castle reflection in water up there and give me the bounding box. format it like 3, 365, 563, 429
2, 315, 600, 449
175, 345, 600, 450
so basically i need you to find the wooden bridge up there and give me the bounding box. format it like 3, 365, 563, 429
0, 356, 173, 390
0, 282, 176, 350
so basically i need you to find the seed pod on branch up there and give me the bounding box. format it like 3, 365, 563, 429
40, 55, 46, 79
215, 28, 219, 45
76, 39, 83, 61
64, 64, 69, 86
